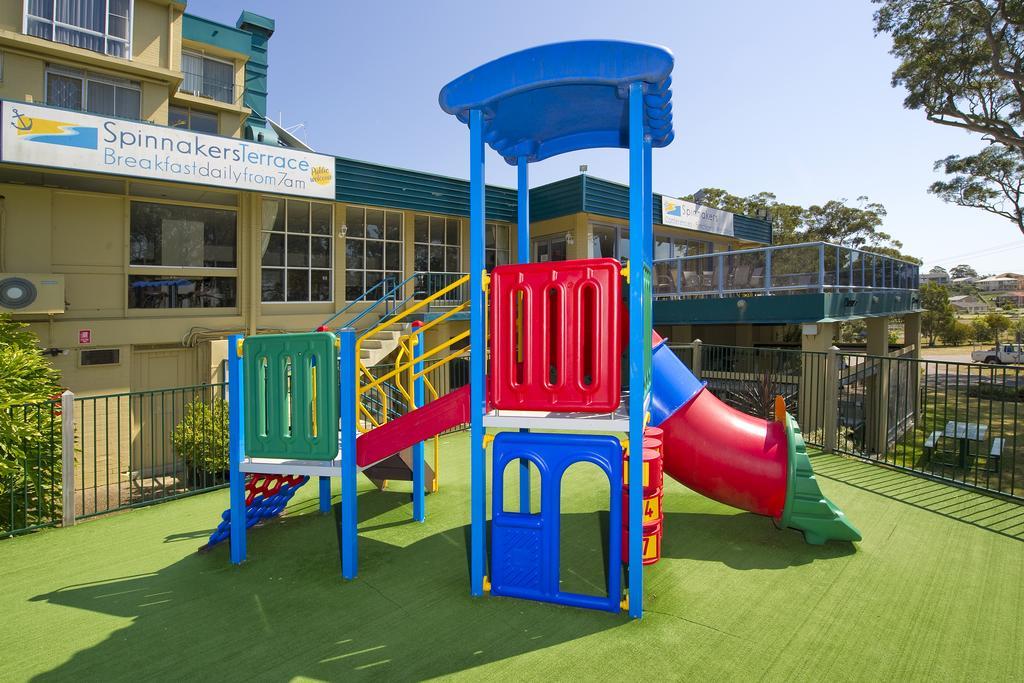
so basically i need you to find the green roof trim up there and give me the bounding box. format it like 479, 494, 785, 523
182, 14, 252, 55
335, 157, 517, 222
654, 291, 922, 326
529, 174, 773, 244
236, 11, 275, 34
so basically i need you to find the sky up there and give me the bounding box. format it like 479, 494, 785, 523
201, 0, 1024, 274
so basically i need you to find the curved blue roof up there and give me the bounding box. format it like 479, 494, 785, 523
439, 40, 674, 165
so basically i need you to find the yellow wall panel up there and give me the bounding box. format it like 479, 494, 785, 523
64, 273, 123, 314
1, 183, 52, 272
52, 191, 123, 267
131, 1, 168, 69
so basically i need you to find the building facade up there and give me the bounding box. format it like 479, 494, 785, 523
0, 2, 919, 400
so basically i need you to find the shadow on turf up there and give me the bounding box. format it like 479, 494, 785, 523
27, 491, 856, 680
810, 454, 1024, 542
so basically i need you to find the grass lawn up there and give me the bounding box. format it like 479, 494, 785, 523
2, 432, 1023, 681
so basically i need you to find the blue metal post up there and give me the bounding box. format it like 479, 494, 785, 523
818, 243, 826, 293
412, 323, 425, 522
318, 476, 331, 514
469, 108, 487, 596
517, 155, 531, 514
339, 328, 358, 579
627, 81, 645, 619
227, 334, 246, 564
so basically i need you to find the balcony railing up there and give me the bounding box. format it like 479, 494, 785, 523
653, 242, 920, 299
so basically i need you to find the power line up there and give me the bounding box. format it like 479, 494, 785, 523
925, 240, 1024, 266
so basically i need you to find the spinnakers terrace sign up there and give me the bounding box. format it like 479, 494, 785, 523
661, 197, 734, 237
0, 101, 335, 200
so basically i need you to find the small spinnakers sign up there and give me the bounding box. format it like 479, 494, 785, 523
661, 197, 735, 237
1, 101, 335, 199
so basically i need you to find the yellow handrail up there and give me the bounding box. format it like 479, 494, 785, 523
355, 275, 470, 430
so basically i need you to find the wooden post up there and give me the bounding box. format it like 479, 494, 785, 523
691, 339, 703, 378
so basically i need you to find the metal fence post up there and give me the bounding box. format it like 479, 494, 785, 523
61, 390, 76, 527
764, 249, 772, 295
824, 346, 840, 453
691, 339, 703, 378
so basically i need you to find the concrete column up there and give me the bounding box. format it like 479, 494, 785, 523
903, 312, 922, 421
866, 316, 890, 454
798, 322, 835, 438
735, 324, 753, 348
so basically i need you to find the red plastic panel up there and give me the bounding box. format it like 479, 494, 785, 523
356, 386, 471, 467
489, 258, 622, 412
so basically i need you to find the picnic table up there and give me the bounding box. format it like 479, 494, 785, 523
924, 421, 1003, 470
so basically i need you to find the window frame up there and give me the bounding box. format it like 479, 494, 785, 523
485, 221, 511, 270
180, 48, 236, 105
126, 196, 240, 312
168, 104, 219, 134
261, 197, 335, 304
45, 65, 141, 120
25, 0, 134, 60
343, 205, 404, 303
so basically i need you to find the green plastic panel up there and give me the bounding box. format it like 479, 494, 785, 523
242, 332, 339, 461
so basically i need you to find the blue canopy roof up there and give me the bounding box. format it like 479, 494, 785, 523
438, 40, 674, 165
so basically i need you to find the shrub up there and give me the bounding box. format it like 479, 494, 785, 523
0, 315, 63, 532
171, 398, 229, 474
940, 320, 971, 346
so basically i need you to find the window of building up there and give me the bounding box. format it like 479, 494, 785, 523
345, 206, 402, 301
262, 198, 334, 303
168, 105, 218, 135
486, 222, 511, 270
128, 276, 236, 309
45, 66, 140, 119
26, 0, 132, 59
181, 50, 235, 104
414, 214, 461, 298
128, 201, 237, 310
80, 348, 120, 366
534, 234, 568, 262
130, 202, 236, 268
589, 222, 714, 264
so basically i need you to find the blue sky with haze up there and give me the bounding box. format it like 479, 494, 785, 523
201, 0, 1024, 273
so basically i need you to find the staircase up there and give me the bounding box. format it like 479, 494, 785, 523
359, 322, 409, 368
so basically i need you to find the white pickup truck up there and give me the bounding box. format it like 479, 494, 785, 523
972, 343, 1024, 364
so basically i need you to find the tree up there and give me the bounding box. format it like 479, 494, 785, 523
982, 311, 1012, 342
874, 0, 1024, 236
949, 263, 980, 279
940, 319, 973, 346
971, 317, 992, 343
930, 146, 1024, 235
919, 282, 956, 346
685, 189, 917, 259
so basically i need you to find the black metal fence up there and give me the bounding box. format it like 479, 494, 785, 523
672, 343, 1022, 502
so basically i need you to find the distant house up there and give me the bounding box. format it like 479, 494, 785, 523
948, 294, 989, 314
921, 268, 950, 286
950, 276, 976, 286
993, 291, 1024, 308
976, 275, 1019, 292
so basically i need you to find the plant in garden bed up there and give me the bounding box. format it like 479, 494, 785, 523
171, 398, 229, 485
0, 315, 62, 533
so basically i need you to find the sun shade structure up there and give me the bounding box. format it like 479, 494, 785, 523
438, 40, 674, 164
440, 40, 675, 619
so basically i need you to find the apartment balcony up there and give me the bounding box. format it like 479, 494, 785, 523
653, 242, 922, 325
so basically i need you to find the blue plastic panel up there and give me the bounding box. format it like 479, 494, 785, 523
491, 431, 623, 612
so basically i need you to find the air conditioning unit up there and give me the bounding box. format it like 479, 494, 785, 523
0, 274, 65, 314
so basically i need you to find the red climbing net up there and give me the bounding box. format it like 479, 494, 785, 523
245, 473, 307, 506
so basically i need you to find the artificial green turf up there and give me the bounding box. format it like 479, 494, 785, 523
2, 433, 1023, 682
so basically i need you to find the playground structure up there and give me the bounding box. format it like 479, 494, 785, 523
204, 41, 860, 619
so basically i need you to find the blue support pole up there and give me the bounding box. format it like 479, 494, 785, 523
627, 81, 645, 618
339, 328, 358, 580
318, 476, 331, 514
469, 108, 487, 596
412, 323, 425, 523
227, 334, 246, 564
517, 155, 531, 514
